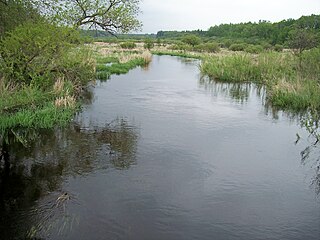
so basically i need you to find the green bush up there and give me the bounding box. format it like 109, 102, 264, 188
120, 42, 136, 49
229, 43, 247, 51
0, 22, 83, 88
144, 38, 154, 50
182, 34, 201, 47
261, 42, 272, 50
244, 44, 264, 54
194, 42, 220, 53
274, 44, 284, 52
168, 43, 192, 51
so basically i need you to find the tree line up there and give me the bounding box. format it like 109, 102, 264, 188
157, 14, 320, 46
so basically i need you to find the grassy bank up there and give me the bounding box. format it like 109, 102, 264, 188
94, 45, 152, 80
0, 75, 87, 133
0, 40, 153, 136
200, 48, 320, 111
151, 50, 203, 59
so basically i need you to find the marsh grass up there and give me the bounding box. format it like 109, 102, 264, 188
200, 49, 320, 111
0, 103, 75, 132
95, 48, 152, 80
151, 50, 202, 59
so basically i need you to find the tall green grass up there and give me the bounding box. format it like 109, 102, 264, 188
0, 103, 76, 132
95, 54, 150, 80
151, 50, 202, 59
200, 49, 320, 111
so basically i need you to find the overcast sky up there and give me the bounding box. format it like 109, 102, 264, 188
139, 0, 320, 33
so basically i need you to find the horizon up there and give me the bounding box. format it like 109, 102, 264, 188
139, 0, 320, 34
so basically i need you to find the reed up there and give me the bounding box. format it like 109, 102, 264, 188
200, 49, 320, 111
95, 50, 152, 80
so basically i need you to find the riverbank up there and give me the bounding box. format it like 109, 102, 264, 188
149, 44, 320, 112
0, 42, 152, 137
1, 40, 319, 136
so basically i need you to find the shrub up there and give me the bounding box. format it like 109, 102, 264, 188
274, 44, 284, 52
261, 42, 272, 50
194, 42, 220, 53
0, 22, 84, 88
182, 34, 201, 47
229, 43, 247, 51
245, 44, 264, 54
120, 42, 136, 49
144, 38, 154, 50
168, 43, 192, 51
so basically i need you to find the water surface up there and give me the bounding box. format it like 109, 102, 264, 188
1, 55, 320, 240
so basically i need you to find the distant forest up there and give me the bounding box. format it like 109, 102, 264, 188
83, 14, 320, 47
156, 14, 320, 45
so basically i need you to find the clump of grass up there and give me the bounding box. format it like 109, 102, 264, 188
119, 42, 136, 49
0, 103, 76, 132
54, 95, 76, 108
151, 50, 202, 59
200, 49, 320, 111
200, 54, 262, 82
95, 50, 152, 80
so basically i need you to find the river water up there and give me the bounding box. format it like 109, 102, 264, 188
1, 55, 320, 240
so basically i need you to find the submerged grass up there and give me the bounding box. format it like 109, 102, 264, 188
200, 49, 320, 111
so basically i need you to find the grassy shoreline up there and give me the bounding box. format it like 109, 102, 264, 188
1, 41, 319, 137
148, 46, 320, 112
0, 43, 152, 136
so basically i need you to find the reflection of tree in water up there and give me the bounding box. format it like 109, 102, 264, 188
299, 111, 320, 195
199, 76, 264, 104
0, 118, 138, 238
199, 76, 320, 195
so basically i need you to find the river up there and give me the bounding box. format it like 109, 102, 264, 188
1, 55, 320, 240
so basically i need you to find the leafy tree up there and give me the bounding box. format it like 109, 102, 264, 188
0, 0, 40, 36
288, 28, 319, 54
182, 34, 201, 47
144, 38, 154, 50
37, 0, 142, 35
0, 22, 92, 87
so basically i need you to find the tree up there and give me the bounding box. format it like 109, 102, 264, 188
182, 34, 201, 47
144, 38, 154, 50
37, 0, 142, 35
0, 0, 40, 36
288, 28, 319, 54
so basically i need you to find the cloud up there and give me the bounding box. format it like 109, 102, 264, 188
139, 0, 320, 33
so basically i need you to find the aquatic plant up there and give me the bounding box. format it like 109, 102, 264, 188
200, 49, 320, 111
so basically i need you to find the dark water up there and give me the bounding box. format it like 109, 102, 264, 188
1, 56, 320, 240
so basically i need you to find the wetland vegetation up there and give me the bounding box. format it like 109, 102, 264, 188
1, 0, 320, 239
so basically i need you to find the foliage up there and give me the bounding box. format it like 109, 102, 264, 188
151, 50, 202, 59
120, 42, 136, 49
182, 34, 201, 47
194, 42, 220, 53
156, 14, 320, 48
229, 43, 247, 51
244, 44, 264, 54
0, 22, 82, 87
200, 49, 320, 111
168, 43, 193, 52
37, 0, 142, 35
288, 29, 319, 54
274, 44, 284, 52
95, 51, 152, 80
207, 15, 320, 45
144, 38, 154, 50
0, 0, 40, 36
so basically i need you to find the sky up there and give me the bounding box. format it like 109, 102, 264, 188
139, 0, 320, 33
